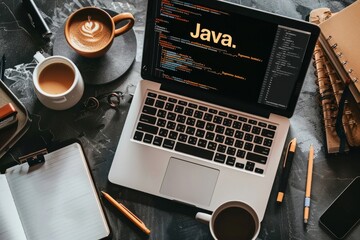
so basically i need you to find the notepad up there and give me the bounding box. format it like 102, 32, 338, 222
0, 142, 110, 240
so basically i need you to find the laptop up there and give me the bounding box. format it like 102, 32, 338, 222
109, 0, 319, 220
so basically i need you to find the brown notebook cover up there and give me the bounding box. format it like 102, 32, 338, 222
318, 1, 360, 103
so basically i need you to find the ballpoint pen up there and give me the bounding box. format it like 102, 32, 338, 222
304, 145, 314, 224
101, 191, 151, 235
277, 138, 297, 203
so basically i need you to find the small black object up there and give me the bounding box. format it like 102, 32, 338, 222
22, 0, 52, 39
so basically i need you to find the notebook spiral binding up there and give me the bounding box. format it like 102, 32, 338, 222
326, 36, 359, 86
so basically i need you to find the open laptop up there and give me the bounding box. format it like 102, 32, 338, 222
109, 0, 319, 220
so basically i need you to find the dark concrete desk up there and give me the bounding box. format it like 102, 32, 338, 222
1, 0, 359, 239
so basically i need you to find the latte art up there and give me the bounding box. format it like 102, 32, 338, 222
69, 15, 112, 51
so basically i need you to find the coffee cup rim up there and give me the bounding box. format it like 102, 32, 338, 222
33, 56, 80, 97
210, 201, 260, 240
64, 6, 115, 54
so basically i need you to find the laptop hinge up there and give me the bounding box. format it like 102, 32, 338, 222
160, 83, 271, 119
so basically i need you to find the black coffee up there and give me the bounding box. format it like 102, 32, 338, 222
213, 207, 256, 240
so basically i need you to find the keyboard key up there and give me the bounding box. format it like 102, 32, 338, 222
215, 134, 225, 143
207, 141, 217, 150
246, 152, 267, 164
189, 103, 197, 108
176, 124, 186, 132
143, 134, 153, 144
226, 156, 236, 166
223, 118, 232, 126
168, 97, 177, 103
157, 119, 166, 127
255, 168, 264, 174
215, 125, 225, 134
166, 121, 176, 130
198, 139, 207, 148
155, 100, 165, 108
268, 124, 277, 130
153, 136, 163, 146
133, 131, 144, 141
145, 97, 155, 106
159, 128, 169, 137
158, 95, 167, 100
205, 132, 215, 140
214, 153, 226, 163
254, 136, 263, 144
178, 133, 188, 142
163, 139, 175, 149
264, 138, 273, 147
188, 136, 198, 145
140, 114, 157, 124
213, 116, 223, 124
261, 129, 275, 138
204, 113, 213, 121
147, 92, 157, 98
217, 144, 226, 153
178, 100, 187, 106
237, 149, 246, 158
242, 124, 251, 132
227, 147, 236, 155
175, 105, 184, 114
206, 122, 215, 131
219, 111, 227, 117
244, 142, 253, 151
137, 122, 158, 135
175, 142, 214, 160
165, 102, 174, 111
254, 145, 270, 156
245, 161, 255, 171
184, 108, 194, 116
142, 105, 157, 115
235, 162, 244, 169
157, 109, 166, 118
169, 131, 178, 140
176, 115, 186, 123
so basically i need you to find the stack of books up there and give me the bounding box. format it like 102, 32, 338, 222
309, 1, 360, 153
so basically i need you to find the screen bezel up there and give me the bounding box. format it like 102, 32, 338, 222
141, 0, 320, 118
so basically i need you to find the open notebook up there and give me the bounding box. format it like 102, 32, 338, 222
0, 142, 110, 240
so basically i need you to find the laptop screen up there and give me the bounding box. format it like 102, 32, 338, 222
142, 0, 319, 117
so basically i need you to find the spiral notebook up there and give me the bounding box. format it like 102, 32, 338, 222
0, 142, 110, 240
318, 0, 360, 103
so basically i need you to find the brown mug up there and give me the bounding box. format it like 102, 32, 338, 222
65, 7, 135, 58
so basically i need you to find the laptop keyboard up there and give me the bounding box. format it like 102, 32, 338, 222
133, 91, 277, 175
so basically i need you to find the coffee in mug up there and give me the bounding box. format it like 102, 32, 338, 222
65, 7, 135, 58
196, 201, 260, 240
38, 63, 75, 94
33, 51, 84, 110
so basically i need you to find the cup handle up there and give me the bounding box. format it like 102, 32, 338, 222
112, 13, 135, 37
33, 51, 46, 64
195, 212, 212, 225
53, 96, 67, 104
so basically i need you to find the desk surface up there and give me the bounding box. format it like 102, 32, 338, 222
1, 0, 360, 239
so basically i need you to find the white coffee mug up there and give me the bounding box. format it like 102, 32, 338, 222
196, 201, 260, 240
33, 51, 84, 110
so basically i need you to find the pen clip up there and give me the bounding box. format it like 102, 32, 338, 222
283, 138, 296, 168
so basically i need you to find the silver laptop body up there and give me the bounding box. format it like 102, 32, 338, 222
109, 0, 319, 220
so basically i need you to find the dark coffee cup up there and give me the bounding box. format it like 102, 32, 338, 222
196, 201, 260, 240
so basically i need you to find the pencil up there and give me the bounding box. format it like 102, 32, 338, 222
303, 145, 314, 224
101, 191, 151, 235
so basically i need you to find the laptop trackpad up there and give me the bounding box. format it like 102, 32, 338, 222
160, 157, 219, 206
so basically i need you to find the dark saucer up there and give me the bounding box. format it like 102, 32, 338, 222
53, 9, 137, 85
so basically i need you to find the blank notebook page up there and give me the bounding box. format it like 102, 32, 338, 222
5, 143, 110, 240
